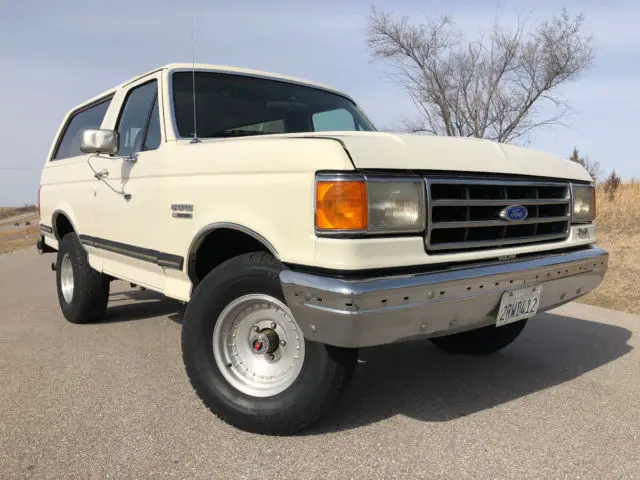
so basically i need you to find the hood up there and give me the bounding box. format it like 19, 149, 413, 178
295, 131, 592, 182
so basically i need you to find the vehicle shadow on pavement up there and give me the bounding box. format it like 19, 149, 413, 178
307, 312, 633, 434
104, 289, 184, 324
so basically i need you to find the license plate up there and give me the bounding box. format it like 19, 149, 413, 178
496, 286, 542, 327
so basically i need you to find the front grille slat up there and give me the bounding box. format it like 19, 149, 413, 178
427, 233, 569, 252
431, 216, 570, 229
431, 198, 569, 206
426, 177, 571, 253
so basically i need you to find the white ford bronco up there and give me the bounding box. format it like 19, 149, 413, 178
37, 63, 608, 435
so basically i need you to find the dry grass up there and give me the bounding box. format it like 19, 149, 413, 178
578, 183, 640, 313
0, 208, 39, 254
0, 236, 37, 254
593, 181, 640, 234
0, 206, 36, 222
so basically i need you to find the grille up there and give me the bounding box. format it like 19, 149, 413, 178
425, 177, 571, 253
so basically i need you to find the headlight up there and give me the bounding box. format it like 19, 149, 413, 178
315, 175, 426, 234
571, 184, 596, 223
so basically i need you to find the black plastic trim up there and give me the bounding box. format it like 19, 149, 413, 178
78, 234, 184, 270
39, 224, 53, 234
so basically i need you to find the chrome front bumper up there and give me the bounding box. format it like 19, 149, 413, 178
279, 246, 609, 348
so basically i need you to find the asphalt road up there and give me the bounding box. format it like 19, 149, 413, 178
1, 248, 639, 479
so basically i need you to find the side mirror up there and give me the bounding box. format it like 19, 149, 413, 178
80, 129, 119, 155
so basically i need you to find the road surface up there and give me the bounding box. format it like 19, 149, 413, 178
1, 248, 638, 479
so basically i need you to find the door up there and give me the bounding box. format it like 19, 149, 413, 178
89, 76, 169, 292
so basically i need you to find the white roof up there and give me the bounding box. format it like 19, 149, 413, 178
71, 63, 353, 113
169, 63, 343, 93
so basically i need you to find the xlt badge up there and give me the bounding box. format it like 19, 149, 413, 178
171, 203, 193, 219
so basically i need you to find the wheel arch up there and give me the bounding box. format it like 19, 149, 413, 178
52, 209, 80, 241
187, 222, 279, 286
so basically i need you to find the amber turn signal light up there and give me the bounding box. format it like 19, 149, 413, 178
316, 180, 368, 231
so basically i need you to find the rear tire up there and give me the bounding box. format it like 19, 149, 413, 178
181, 252, 357, 435
56, 233, 110, 324
429, 319, 528, 355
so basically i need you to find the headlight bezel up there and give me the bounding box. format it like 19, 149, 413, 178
570, 183, 596, 224
314, 173, 427, 237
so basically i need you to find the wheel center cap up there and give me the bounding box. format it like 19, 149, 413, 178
251, 329, 279, 355
252, 336, 269, 354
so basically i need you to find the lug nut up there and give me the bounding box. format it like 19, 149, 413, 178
270, 322, 277, 329
280, 339, 286, 347
253, 326, 260, 332
266, 354, 275, 361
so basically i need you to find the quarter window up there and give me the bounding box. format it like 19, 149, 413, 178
116, 81, 161, 157
52, 97, 112, 160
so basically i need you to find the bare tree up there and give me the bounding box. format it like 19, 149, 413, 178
367, 6, 594, 143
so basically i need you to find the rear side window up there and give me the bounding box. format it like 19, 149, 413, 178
116, 81, 160, 157
52, 97, 112, 160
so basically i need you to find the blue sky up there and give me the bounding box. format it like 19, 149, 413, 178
0, 0, 637, 205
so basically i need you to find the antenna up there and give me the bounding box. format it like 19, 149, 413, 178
189, 0, 200, 144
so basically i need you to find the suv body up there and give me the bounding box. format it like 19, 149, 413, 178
37, 63, 608, 434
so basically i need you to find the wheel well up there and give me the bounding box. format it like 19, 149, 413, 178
54, 213, 75, 240
189, 228, 274, 285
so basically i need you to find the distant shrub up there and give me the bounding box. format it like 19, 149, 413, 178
603, 170, 621, 201
569, 147, 601, 181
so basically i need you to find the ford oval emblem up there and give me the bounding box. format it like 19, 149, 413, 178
500, 205, 528, 221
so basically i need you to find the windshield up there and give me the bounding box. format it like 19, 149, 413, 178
171, 71, 376, 138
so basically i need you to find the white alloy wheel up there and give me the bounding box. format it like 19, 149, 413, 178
212, 294, 306, 398
60, 253, 75, 304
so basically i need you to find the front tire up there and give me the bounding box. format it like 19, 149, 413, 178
429, 319, 528, 355
56, 233, 110, 324
181, 252, 357, 435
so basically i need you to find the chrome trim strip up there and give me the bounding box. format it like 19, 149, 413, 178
431, 216, 570, 229
428, 178, 570, 187
280, 246, 609, 347
426, 233, 569, 251
283, 246, 607, 296
431, 198, 570, 207
315, 173, 366, 183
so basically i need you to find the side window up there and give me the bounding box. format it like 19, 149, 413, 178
312, 108, 356, 132
116, 81, 160, 157
53, 98, 112, 160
